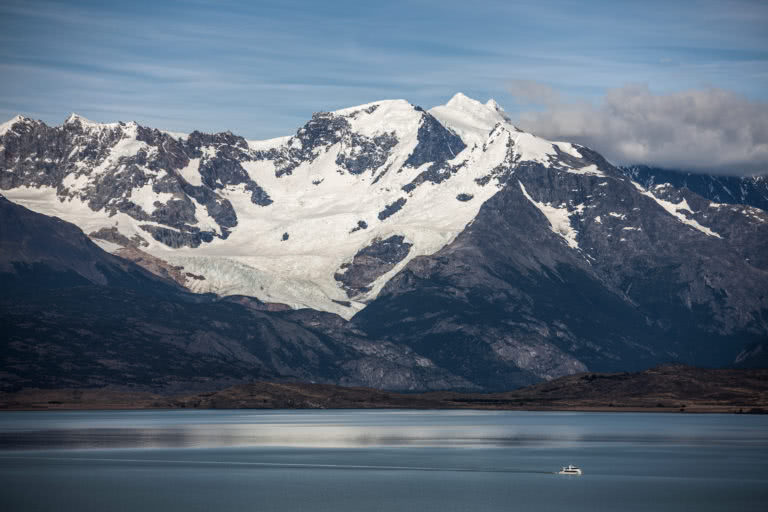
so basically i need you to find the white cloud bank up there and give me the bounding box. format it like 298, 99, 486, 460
509, 82, 768, 175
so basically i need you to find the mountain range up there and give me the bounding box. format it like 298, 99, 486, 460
1, 93, 767, 392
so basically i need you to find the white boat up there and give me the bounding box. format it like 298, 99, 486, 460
558, 464, 583, 475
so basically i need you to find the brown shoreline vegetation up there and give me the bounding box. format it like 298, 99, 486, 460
2, 365, 767, 413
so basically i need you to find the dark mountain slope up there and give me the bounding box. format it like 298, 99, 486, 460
0, 198, 470, 392
0, 195, 181, 292
354, 155, 768, 386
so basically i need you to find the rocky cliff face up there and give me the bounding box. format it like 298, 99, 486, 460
0, 114, 267, 248
2, 93, 767, 390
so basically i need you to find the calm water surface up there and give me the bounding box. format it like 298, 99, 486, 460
0, 409, 766, 511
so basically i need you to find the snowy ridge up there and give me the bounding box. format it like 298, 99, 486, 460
429, 93, 515, 144
0, 115, 25, 136
63, 113, 115, 130
1, 93, 733, 319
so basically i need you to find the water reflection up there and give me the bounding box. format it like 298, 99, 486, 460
1, 410, 766, 451
0, 424, 584, 450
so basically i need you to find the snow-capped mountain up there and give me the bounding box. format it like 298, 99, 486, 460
1, 93, 604, 318
2, 93, 767, 387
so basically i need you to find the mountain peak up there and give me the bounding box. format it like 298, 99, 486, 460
0, 115, 28, 136
431, 93, 514, 144
446, 92, 485, 110
64, 113, 99, 127
331, 99, 423, 138
64, 113, 134, 135
332, 98, 413, 116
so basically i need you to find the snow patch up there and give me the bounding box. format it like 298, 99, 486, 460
632, 182, 721, 238
190, 195, 219, 233
130, 183, 173, 215
178, 158, 202, 186
162, 130, 188, 140
554, 142, 582, 158
566, 164, 606, 177
247, 135, 291, 152
62, 173, 89, 190
519, 181, 579, 249
90, 125, 148, 176
740, 206, 767, 223
511, 132, 557, 167
92, 239, 122, 253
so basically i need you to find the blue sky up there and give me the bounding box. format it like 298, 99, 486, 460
1, 0, 767, 142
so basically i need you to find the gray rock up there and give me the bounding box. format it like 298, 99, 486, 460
378, 198, 407, 220
335, 235, 413, 298
0, 116, 276, 248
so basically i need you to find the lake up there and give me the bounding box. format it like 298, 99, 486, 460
0, 410, 766, 511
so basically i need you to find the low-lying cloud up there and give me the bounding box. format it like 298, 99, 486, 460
508, 82, 768, 176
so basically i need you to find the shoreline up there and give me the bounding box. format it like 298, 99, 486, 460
3, 366, 766, 414
1, 394, 765, 415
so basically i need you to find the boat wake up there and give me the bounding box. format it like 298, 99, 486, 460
0, 455, 555, 475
